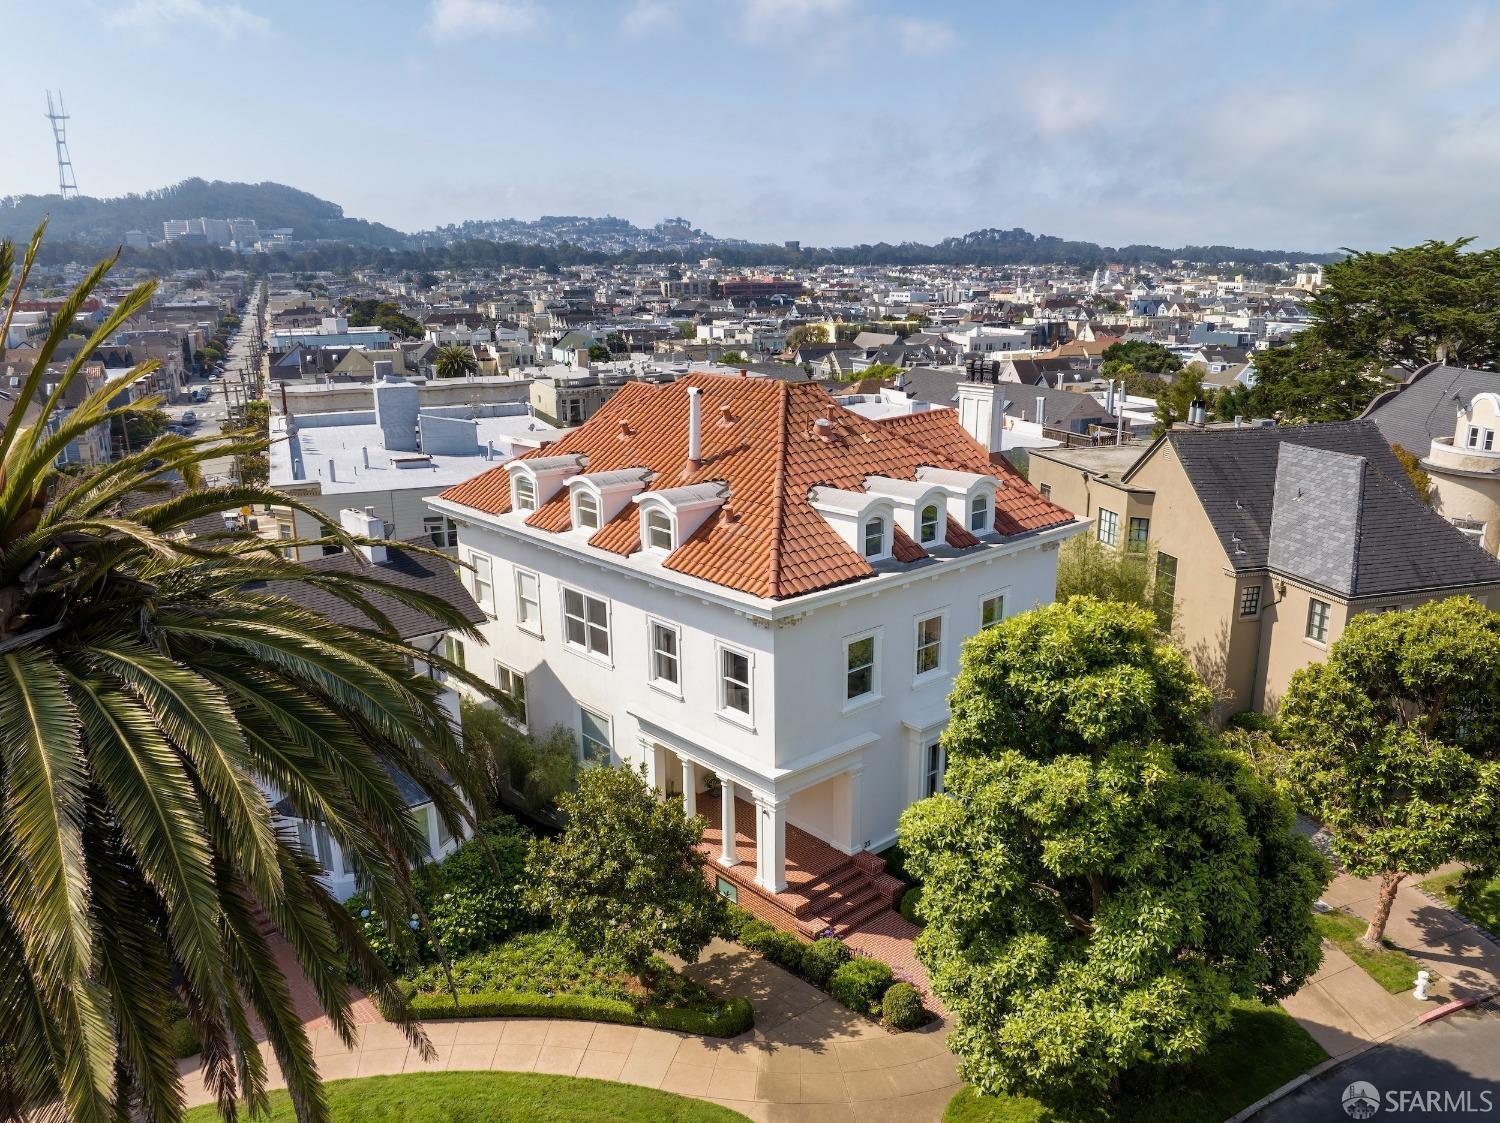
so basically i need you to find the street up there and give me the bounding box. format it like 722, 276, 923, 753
1254, 1002, 1500, 1122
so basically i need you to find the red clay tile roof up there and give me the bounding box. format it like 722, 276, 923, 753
438, 372, 1075, 599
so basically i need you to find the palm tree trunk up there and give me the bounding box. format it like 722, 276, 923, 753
1361, 871, 1405, 948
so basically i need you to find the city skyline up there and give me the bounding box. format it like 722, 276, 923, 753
3, 0, 1500, 251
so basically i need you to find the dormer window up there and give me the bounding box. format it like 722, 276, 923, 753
919, 503, 941, 545
575, 491, 600, 530
645, 509, 674, 550
514, 475, 536, 512
863, 516, 887, 559
969, 491, 990, 532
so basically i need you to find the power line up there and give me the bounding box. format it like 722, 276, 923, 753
44, 90, 79, 200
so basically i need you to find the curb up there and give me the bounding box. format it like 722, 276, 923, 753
1416, 996, 1479, 1024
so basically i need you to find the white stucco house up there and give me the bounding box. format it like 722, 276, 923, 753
427, 371, 1083, 932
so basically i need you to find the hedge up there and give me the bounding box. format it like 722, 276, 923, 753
800, 937, 851, 988
738, 920, 806, 972
899, 886, 925, 928
881, 982, 926, 1030
829, 958, 893, 1015
407, 990, 753, 1038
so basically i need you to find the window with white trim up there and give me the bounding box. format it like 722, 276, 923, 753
919, 503, 941, 545
923, 739, 946, 797
469, 552, 494, 615
863, 516, 886, 559
969, 491, 990, 532
562, 587, 610, 657
442, 634, 465, 670
578, 707, 612, 766
514, 569, 542, 634
649, 620, 680, 689
981, 593, 1005, 629
719, 646, 752, 717
645, 509, 673, 551
845, 633, 877, 702
496, 662, 526, 728
1097, 508, 1119, 548
915, 614, 943, 677
513, 474, 536, 512
575, 491, 600, 530
1306, 598, 1330, 643
423, 514, 458, 547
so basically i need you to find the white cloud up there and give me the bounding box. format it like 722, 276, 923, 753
621, 0, 679, 38
425, 0, 543, 41
892, 17, 955, 56
106, 0, 267, 38
735, 0, 854, 45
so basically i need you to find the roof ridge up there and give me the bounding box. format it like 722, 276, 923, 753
766, 380, 791, 599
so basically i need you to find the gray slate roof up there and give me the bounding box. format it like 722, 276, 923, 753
1149, 420, 1500, 597
1361, 363, 1500, 454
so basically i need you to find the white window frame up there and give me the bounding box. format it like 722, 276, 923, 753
922, 738, 947, 798
1306, 598, 1330, 645
716, 643, 754, 726
562, 586, 611, 661
918, 502, 942, 546
1096, 508, 1119, 548
968, 490, 992, 534
843, 629, 881, 710
574, 489, 601, 531
578, 706, 612, 767
442, 633, 465, 671
468, 551, 494, 616
643, 507, 674, 552
647, 618, 682, 697
423, 514, 458, 547
513, 474, 537, 512
980, 589, 1008, 629
495, 661, 527, 730
514, 568, 542, 637
913, 609, 948, 684
863, 515, 889, 560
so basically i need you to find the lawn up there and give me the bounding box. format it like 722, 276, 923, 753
942, 999, 1327, 1123
1313, 907, 1423, 993
1422, 868, 1500, 936
182, 1072, 749, 1122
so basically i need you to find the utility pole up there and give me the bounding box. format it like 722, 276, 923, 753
44, 91, 79, 199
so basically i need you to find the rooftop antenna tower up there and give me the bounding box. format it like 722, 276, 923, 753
45, 91, 79, 199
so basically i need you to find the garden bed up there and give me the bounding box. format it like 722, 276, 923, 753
1313, 907, 1424, 993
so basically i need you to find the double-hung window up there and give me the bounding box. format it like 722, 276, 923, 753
578, 707, 612, 766
649, 620, 680, 690
645, 509, 673, 551
923, 740, 946, 797
845, 633, 877, 702
981, 593, 1006, 629
1097, 508, 1119, 548
1128, 516, 1150, 552
562, 587, 610, 658
513, 475, 536, 512
1307, 598, 1330, 643
575, 491, 600, 530
469, 552, 494, 615
719, 647, 752, 717
515, 569, 542, 634
969, 492, 990, 532
863, 516, 886, 559
914, 614, 943, 677
496, 662, 527, 727
919, 503, 941, 545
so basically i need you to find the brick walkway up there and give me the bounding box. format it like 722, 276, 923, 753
180, 939, 961, 1122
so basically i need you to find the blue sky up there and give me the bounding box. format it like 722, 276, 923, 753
3, 0, 1500, 251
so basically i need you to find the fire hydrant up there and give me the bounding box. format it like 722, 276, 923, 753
1414, 969, 1432, 1000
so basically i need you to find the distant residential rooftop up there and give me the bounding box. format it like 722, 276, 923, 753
1030, 442, 1145, 477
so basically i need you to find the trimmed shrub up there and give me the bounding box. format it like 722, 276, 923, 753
800, 937, 851, 987
409, 990, 636, 1024
740, 923, 804, 972
830, 957, 893, 1015
881, 982, 926, 1030
167, 1003, 200, 1058
642, 996, 755, 1038
722, 905, 757, 941
899, 886, 925, 928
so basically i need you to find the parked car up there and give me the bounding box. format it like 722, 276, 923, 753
182, 410, 198, 426
189, 390, 205, 403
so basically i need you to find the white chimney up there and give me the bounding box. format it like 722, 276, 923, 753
687, 386, 703, 470
339, 506, 388, 563
1035, 395, 1046, 426
954, 382, 1005, 454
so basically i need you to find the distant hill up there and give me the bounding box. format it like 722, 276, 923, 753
0, 178, 408, 248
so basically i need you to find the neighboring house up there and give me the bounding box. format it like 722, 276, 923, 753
1362, 363, 1500, 555
1029, 419, 1500, 718
260, 506, 486, 900
0, 360, 113, 466
427, 371, 1081, 933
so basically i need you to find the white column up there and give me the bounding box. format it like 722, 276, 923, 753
756, 795, 788, 893
681, 759, 698, 819
719, 779, 739, 866
847, 767, 864, 853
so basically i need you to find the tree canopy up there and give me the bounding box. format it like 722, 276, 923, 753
899, 598, 1326, 1114
1281, 597, 1500, 945
1100, 340, 1182, 376
344, 298, 425, 340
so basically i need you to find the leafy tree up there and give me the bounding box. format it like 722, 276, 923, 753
526, 764, 727, 984
586, 343, 611, 364
852, 362, 903, 383
0, 225, 500, 1122
899, 598, 1327, 1115
1101, 340, 1181, 376
715, 350, 748, 366
785, 323, 828, 351
604, 332, 626, 354
1390, 443, 1433, 504
345, 298, 425, 340
460, 700, 577, 817
674, 320, 698, 340
433, 343, 479, 380
1216, 338, 1395, 424
1281, 598, 1500, 947
118, 406, 171, 449
1152, 366, 1212, 438
1055, 534, 1153, 608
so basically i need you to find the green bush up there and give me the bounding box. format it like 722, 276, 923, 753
167, 1002, 200, 1058
722, 905, 757, 940
642, 997, 754, 1037
1226, 710, 1282, 736
829, 957, 893, 1015
800, 937, 851, 987
409, 990, 636, 1024
899, 886, 925, 927
408, 930, 633, 1001
738, 921, 804, 972
881, 982, 926, 1030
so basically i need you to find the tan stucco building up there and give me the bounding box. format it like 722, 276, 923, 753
1031, 420, 1500, 719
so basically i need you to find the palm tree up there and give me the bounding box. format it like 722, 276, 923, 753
432, 343, 479, 380
0, 225, 498, 1122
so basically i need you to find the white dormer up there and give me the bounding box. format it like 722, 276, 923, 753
916, 466, 1001, 536
808, 486, 897, 561
505, 453, 586, 514
635, 482, 728, 553
567, 467, 654, 534
863, 475, 951, 549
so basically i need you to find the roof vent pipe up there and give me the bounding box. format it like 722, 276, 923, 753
328, 458, 337, 482
687, 386, 703, 470
362, 446, 370, 468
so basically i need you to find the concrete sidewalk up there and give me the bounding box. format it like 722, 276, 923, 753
1280, 869, 1500, 1061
